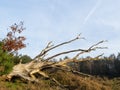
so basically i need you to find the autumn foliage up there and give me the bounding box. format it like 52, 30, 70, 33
0, 22, 26, 75
2, 22, 26, 53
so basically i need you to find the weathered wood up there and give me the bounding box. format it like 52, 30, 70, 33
6, 35, 107, 87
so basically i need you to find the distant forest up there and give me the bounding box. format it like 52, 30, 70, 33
66, 53, 120, 77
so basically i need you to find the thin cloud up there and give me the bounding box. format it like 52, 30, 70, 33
100, 19, 120, 30
83, 0, 102, 25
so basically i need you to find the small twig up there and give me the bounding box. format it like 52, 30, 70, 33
73, 40, 107, 59
34, 41, 53, 60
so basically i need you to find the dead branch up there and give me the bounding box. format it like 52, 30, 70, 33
73, 40, 107, 59
46, 49, 88, 61
46, 40, 107, 61
34, 34, 84, 60
34, 41, 53, 60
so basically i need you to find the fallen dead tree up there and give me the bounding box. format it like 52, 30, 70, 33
6, 34, 107, 88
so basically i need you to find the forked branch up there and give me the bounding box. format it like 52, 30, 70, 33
34, 34, 84, 60
46, 40, 107, 61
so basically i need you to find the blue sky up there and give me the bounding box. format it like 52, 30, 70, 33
0, 0, 120, 59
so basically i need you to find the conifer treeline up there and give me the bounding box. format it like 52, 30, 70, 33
67, 53, 120, 77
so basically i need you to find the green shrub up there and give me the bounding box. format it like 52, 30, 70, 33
0, 42, 14, 75
13, 55, 32, 65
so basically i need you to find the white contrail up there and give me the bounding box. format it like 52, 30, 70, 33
83, 0, 102, 25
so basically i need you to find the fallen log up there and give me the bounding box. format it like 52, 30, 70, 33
6, 34, 107, 88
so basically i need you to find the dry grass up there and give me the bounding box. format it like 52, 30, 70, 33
0, 70, 119, 90
49, 70, 111, 90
